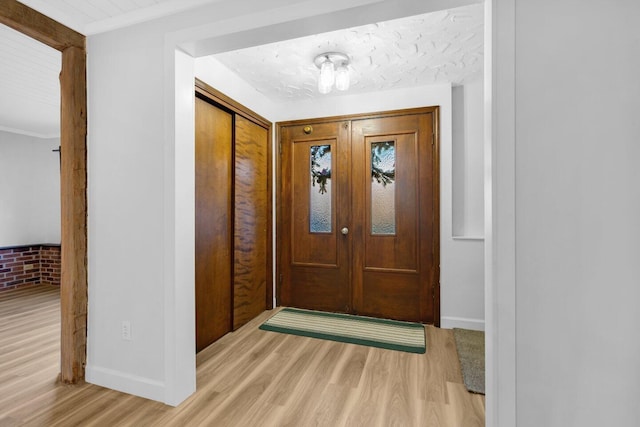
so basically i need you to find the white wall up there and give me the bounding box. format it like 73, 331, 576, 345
87, 27, 168, 402
0, 131, 60, 246
195, 57, 279, 122
448, 76, 486, 331
86, 0, 484, 406
507, 0, 640, 425
452, 76, 484, 238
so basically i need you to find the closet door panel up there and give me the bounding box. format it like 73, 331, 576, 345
195, 97, 233, 352
233, 115, 270, 329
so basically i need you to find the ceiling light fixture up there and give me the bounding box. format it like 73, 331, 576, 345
314, 52, 350, 94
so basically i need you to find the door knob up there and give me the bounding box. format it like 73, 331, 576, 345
341, 227, 349, 235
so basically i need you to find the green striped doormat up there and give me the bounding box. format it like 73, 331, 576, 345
259, 308, 426, 354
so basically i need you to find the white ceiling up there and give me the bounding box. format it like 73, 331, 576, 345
0, 23, 60, 138
1, 1, 483, 138
17, 0, 224, 35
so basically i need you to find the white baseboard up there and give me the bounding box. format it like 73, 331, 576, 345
86, 365, 165, 403
440, 316, 485, 331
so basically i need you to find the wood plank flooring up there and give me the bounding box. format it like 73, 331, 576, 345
0, 285, 485, 426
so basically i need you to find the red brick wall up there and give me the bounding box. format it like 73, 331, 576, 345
0, 245, 61, 290
40, 245, 61, 286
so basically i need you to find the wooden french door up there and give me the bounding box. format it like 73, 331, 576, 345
280, 121, 352, 313
279, 108, 439, 324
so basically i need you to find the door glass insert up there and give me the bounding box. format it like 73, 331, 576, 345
371, 141, 396, 235
310, 144, 332, 233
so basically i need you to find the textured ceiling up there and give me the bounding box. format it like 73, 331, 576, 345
214, 3, 484, 101
0, 24, 60, 138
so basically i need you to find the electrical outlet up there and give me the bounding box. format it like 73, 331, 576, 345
121, 321, 132, 341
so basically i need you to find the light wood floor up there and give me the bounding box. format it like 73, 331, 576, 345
0, 285, 484, 426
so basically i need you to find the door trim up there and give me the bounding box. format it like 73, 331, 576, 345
195, 79, 271, 129
0, 0, 88, 382
276, 107, 440, 325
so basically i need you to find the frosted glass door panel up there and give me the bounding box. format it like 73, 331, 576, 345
371, 141, 396, 235
310, 144, 332, 233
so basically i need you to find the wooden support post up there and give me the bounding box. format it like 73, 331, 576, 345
59, 45, 87, 383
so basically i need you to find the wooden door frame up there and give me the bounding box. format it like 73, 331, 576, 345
276, 106, 440, 325
0, 0, 87, 383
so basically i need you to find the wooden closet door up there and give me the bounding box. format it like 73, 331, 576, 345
195, 96, 233, 352
233, 115, 270, 329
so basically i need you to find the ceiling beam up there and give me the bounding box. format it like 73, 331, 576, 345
0, 0, 84, 50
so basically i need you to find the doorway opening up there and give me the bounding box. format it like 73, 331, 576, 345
0, 1, 87, 383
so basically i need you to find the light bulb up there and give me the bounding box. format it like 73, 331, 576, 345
318, 80, 332, 94
335, 64, 350, 91
318, 59, 335, 94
